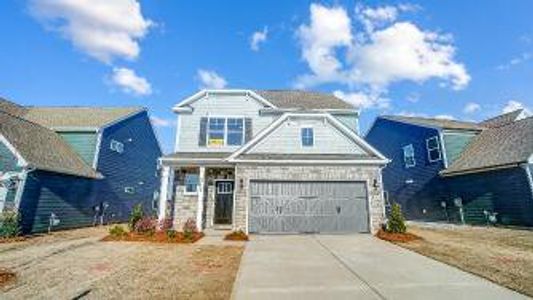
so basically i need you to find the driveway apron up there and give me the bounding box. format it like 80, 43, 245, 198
232, 235, 527, 300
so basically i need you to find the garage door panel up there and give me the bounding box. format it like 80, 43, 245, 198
249, 181, 369, 233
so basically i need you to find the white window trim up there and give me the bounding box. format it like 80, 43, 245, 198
110, 139, 124, 153
124, 187, 135, 194
206, 116, 246, 148
426, 136, 442, 162
403, 144, 416, 168
300, 126, 314, 147
184, 173, 199, 195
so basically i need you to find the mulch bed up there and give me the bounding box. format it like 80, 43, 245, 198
0, 236, 26, 244
102, 232, 204, 244
376, 229, 422, 243
0, 268, 16, 287
224, 231, 249, 241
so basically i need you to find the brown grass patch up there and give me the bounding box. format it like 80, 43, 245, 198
0, 268, 16, 287
0, 236, 26, 244
398, 225, 533, 297
376, 229, 421, 243
224, 231, 249, 241
102, 231, 204, 244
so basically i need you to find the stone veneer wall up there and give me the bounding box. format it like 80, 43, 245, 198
172, 185, 198, 230
234, 164, 385, 233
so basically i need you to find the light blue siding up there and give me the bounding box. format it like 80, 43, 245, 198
335, 114, 359, 134
177, 94, 275, 152
250, 116, 367, 154
57, 131, 98, 165
442, 130, 478, 165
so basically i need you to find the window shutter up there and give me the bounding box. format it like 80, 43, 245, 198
198, 117, 208, 146
244, 118, 253, 143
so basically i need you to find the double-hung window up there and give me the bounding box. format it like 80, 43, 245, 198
207, 118, 226, 146
207, 117, 245, 146
403, 144, 415, 168
184, 173, 199, 194
426, 136, 442, 162
301, 127, 314, 147
110, 139, 124, 153
227, 118, 244, 145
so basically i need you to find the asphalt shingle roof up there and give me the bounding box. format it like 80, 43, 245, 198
0, 111, 101, 178
442, 116, 533, 176
255, 90, 354, 110
23, 106, 143, 129
381, 115, 484, 131
479, 109, 523, 128
0, 98, 28, 117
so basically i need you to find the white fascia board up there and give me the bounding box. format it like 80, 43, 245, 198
0, 134, 28, 167
172, 89, 277, 111
228, 159, 388, 165
226, 113, 292, 160
438, 130, 449, 168
92, 130, 103, 169
324, 114, 389, 162
51, 126, 99, 132
172, 107, 193, 113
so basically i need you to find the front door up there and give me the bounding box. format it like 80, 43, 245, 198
214, 181, 234, 224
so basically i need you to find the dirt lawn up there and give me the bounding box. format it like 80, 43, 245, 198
399, 223, 533, 297
0, 226, 244, 299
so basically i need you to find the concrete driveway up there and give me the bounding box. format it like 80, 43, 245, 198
232, 235, 527, 300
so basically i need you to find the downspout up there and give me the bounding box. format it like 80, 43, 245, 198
439, 130, 449, 169
521, 163, 533, 200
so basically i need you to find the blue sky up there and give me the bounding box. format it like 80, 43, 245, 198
1, 1, 532, 153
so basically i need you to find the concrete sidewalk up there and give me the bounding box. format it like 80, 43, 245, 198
232, 235, 527, 300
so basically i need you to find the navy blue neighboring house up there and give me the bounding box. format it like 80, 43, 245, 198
366, 110, 533, 226
0, 98, 161, 233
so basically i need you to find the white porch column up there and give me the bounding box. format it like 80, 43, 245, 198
196, 166, 206, 231
158, 166, 173, 222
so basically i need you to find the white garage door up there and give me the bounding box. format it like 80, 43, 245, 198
249, 181, 369, 233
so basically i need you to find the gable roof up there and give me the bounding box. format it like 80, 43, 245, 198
479, 109, 523, 128
255, 90, 354, 110
381, 115, 484, 131
23, 106, 144, 129
441, 116, 533, 176
0, 111, 101, 178
227, 113, 388, 164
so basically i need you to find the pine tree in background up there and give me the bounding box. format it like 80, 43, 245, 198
388, 203, 407, 233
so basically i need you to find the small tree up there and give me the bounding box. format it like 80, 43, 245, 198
128, 204, 144, 231
387, 203, 406, 233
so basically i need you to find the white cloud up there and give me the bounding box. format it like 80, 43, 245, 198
295, 3, 470, 110
250, 27, 268, 51
295, 4, 353, 88
111, 67, 152, 95
29, 0, 153, 63
197, 69, 227, 89
150, 116, 174, 127
496, 52, 531, 70
434, 114, 455, 120
333, 90, 389, 110
502, 100, 531, 115
463, 102, 481, 114
349, 22, 470, 90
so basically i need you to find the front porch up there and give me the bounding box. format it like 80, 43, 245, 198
158, 163, 241, 232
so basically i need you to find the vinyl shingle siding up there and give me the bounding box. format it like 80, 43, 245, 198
58, 132, 98, 166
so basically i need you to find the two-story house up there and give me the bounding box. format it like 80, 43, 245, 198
157, 89, 389, 234
366, 110, 533, 226
0, 98, 161, 233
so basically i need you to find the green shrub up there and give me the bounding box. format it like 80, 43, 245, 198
387, 203, 407, 233
0, 211, 21, 238
182, 218, 197, 240
109, 225, 127, 238
128, 204, 144, 231
166, 229, 177, 239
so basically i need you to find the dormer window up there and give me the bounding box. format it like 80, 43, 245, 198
301, 127, 314, 147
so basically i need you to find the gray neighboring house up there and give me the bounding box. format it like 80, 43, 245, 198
157, 89, 389, 234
